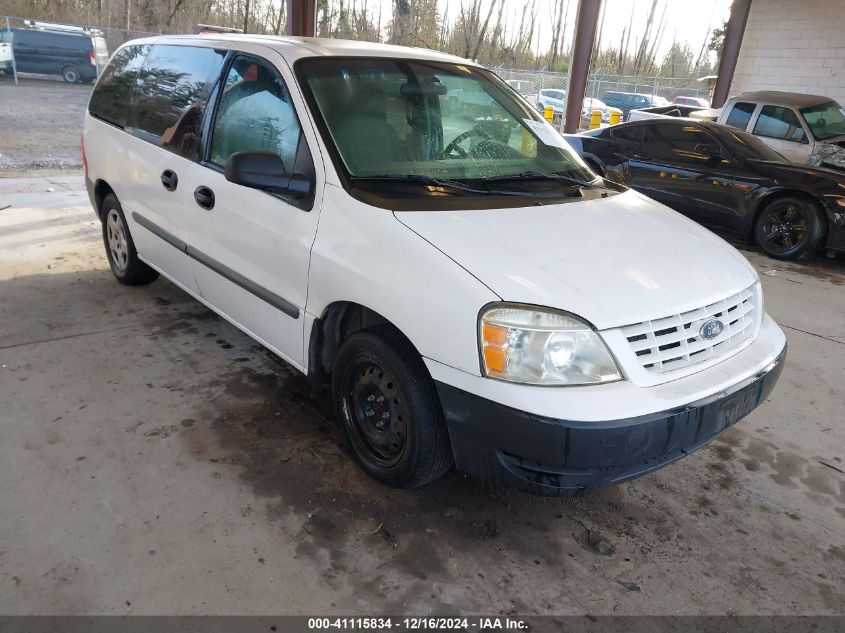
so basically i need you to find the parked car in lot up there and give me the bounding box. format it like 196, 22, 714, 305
10, 22, 108, 83
83, 36, 786, 495
536, 89, 622, 123
718, 91, 845, 171
566, 118, 845, 260
601, 91, 670, 119
674, 95, 710, 107
0, 31, 13, 75
536, 88, 566, 114
628, 103, 718, 122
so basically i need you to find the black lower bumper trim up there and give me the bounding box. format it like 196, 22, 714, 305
436, 346, 786, 496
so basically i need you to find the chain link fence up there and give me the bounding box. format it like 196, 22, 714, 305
491, 66, 712, 108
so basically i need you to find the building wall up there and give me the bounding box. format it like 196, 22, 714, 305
731, 0, 845, 104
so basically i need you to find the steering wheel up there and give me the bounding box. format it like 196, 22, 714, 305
442, 127, 492, 159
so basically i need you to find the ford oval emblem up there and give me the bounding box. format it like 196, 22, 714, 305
700, 318, 725, 339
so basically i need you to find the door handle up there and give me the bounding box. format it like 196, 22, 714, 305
160, 169, 178, 191
194, 186, 215, 210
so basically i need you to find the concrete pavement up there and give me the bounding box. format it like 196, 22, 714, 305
0, 173, 843, 615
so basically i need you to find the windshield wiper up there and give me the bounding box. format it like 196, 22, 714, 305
350, 175, 525, 196
481, 170, 601, 189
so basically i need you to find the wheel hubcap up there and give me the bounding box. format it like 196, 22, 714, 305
343, 361, 407, 467
762, 205, 808, 253
106, 209, 129, 272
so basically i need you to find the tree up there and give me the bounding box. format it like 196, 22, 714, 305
709, 18, 728, 57
659, 41, 694, 78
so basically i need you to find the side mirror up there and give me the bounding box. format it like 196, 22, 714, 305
224, 151, 312, 198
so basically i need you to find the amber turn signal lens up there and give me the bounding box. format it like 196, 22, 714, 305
481, 323, 508, 373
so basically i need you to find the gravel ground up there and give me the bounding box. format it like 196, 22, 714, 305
0, 76, 91, 173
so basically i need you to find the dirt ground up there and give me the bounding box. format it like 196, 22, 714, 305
0, 173, 843, 617
0, 77, 91, 172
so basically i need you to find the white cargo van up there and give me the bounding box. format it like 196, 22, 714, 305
82, 36, 786, 495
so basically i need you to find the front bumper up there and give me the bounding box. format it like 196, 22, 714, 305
436, 346, 786, 496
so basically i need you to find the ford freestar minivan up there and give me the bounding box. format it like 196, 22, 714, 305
82, 36, 787, 495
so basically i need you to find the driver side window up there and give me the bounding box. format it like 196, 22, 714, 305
644, 122, 720, 165
753, 105, 806, 143
210, 55, 302, 171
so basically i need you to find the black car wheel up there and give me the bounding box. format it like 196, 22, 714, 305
62, 65, 80, 83
100, 193, 159, 285
754, 196, 825, 260
332, 326, 452, 489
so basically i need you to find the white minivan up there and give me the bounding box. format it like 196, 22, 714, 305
82, 36, 787, 495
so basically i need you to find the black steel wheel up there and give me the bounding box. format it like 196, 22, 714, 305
754, 196, 824, 260
332, 326, 453, 488
343, 360, 408, 467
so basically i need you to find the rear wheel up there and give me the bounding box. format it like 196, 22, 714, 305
753, 196, 825, 260
332, 327, 452, 489
61, 65, 80, 83
100, 193, 159, 285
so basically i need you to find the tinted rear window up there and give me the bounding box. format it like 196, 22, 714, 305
753, 105, 806, 142
724, 101, 755, 130
128, 44, 226, 159
89, 45, 150, 129
610, 125, 643, 143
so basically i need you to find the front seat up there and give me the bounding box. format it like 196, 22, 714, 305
331, 82, 403, 173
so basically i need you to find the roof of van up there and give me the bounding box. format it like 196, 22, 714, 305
128, 34, 473, 65
729, 91, 833, 108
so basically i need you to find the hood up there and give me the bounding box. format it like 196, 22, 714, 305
755, 158, 845, 183
395, 190, 758, 330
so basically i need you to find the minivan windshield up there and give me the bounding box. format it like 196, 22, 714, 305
297, 58, 594, 190
800, 101, 845, 141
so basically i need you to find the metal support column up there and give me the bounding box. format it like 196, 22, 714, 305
711, 0, 752, 109
564, 0, 602, 133
286, 0, 316, 37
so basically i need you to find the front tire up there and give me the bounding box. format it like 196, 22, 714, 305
101, 193, 159, 285
61, 65, 80, 83
753, 196, 825, 260
332, 327, 453, 489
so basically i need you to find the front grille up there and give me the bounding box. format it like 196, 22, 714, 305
621, 286, 759, 374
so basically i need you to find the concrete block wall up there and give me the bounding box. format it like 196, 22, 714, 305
731, 0, 845, 104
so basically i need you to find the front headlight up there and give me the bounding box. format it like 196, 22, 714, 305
479, 305, 622, 386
